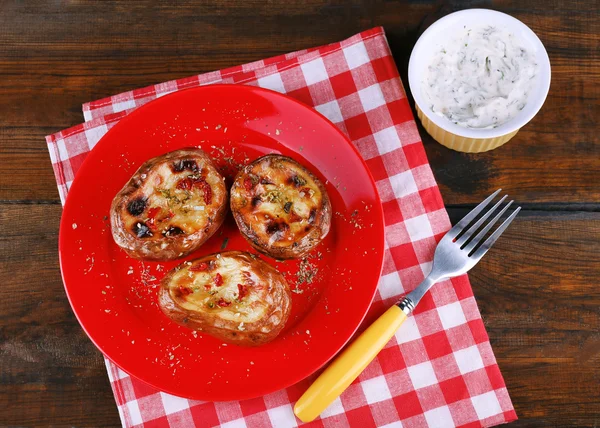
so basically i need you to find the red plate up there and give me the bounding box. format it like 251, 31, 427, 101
59, 85, 384, 401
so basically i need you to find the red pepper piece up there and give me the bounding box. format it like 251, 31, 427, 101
146, 207, 162, 230
217, 298, 231, 307
200, 181, 212, 205
176, 177, 193, 190
214, 273, 223, 287
177, 176, 213, 205
177, 286, 192, 296
300, 187, 312, 198
244, 177, 254, 192
237, 284, 248, 300
147, 207, 161, 219
190, 262, 209, 272
288, 210, 303, 223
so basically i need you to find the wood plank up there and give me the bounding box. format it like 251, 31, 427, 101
0, 0, 597, 203
0, 204, 120, 426
449, 209, 600, 426
1, 204, 598, 425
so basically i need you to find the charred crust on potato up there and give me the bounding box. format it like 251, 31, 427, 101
171, 159, 199, 173
133, 222, 153, 238
289, 174, 307, 187
266, 221, 289, 235
163, 226, 184, 237
251, 196, 262, 207
127, 197, 148, 216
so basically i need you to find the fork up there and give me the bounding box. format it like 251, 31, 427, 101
294, 189, 520, 422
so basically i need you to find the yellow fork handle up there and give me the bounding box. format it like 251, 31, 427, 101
294, 305, 407, 422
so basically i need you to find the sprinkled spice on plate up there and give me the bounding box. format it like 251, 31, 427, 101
296, 257, 318, 286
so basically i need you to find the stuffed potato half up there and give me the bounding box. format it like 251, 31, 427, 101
158, 251, 292, 346
230, 155, 332, 259
110, 148, 228, 260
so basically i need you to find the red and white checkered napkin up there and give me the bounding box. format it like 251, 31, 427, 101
47, 27, 517, 428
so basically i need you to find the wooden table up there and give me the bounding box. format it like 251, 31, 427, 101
1, 1, 598, 426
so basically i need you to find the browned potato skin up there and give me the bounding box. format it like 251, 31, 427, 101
230, 155, 332, 260
110, 148, 227, 261
158, 251, 292, 346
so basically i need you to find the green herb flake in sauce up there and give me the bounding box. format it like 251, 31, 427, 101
422, 25, 538, 129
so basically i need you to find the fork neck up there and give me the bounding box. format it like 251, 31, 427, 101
397, 272, 443, 315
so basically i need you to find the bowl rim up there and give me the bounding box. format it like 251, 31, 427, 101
408, 8, 551, 139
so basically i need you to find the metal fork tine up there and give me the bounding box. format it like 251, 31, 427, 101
456, 195, 507, 246
464, 200, 513, 253
446, 189, 502, 239
471, 207, 521, 260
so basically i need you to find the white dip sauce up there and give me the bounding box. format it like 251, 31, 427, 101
422, 25, 538, 129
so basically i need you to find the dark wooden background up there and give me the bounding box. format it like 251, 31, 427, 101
1, 0, 598, 426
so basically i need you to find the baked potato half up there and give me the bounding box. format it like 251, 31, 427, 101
110, 148, 227, 260
230, 155, 332, 259
158, 251, 291, 346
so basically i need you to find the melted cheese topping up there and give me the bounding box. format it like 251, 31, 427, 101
122, 156, 225, 240
232, 156, 325, 248
168, 255, 273, 323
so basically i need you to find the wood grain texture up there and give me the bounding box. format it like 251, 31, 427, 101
0, 204, 119, 426
0, 0, 598, 426
1, 205, 598, 426
469, 211, 600, 427
0, 0, 598, 203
